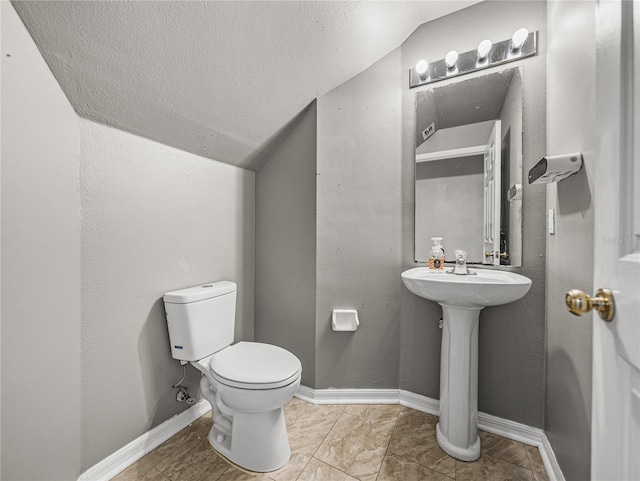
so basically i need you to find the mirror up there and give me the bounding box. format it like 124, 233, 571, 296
414, 68, 523, 266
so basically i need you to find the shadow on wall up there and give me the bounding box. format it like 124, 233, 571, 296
137, 298, 202, 432
249, 104, 319, 171
546, 347, 591, 480
398, 289, 443, 399
557, 165, 591, 215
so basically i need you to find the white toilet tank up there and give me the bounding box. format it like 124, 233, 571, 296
163, 281, 237, 361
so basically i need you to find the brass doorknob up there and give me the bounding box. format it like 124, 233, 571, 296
565, 288, 615, 321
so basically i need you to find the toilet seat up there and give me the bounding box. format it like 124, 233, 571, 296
209, 341, 301, 390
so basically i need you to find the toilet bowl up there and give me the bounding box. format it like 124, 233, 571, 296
163, 281, 302, 473
192, 342, 302, 472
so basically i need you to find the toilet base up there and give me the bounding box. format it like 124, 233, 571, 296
193, 357, 300, 473
207, 408, 291, 472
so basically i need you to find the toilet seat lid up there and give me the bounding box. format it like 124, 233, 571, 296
209, 342, 301, 386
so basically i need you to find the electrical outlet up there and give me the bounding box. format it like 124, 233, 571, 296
421, 122, 435, 141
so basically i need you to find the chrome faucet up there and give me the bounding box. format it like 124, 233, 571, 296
448, 250, 476, 275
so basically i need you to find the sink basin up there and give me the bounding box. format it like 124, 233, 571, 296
401, 266, 531, 462
401, 267, 532, 308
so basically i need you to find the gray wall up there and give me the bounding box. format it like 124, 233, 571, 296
255, 102, 317, 387
262, 1, 548, 428
400, 0, 547, 427
79, 119, 255, 470
1, 3, 82, 479
315, 48, 403, 389
545, 1, 595, 479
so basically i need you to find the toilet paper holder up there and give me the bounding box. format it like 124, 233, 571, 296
331, 309, 360, 332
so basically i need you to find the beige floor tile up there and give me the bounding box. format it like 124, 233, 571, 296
198, 410, 213, 426
479, 430, 531, 469
155, 438, 227, 481
525, 445, 550, 481
314, 405, 400, 479
267, 452, 314, 481
145, 421, 211, 469
285, 402, 346, 453
191, 449, 235, 481
387, 407, 439, 453
387, 408, 455, 477
112, 465, 169, 481
456, 455, 535, 481
342, 404, 401, 424
377, 454, 453, 481
284, 397, 305, 412
267, 402, 346, 481
297, 458, 358, 481
217, 466, 273, 481
353, 473, 379, 481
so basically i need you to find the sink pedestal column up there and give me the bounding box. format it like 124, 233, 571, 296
436, 304, 481, 461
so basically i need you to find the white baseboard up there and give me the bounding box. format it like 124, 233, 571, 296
398, 389, 440, 416
477, 410, 544, 446
77, 399, 210, 481
296, 385, 399, 404
296, 385, 564, 481
539, 431, 566, 481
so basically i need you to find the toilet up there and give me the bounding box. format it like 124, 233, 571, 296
163, 281, 302, 472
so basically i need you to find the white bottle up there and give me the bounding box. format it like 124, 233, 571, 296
428, 237, 445, 271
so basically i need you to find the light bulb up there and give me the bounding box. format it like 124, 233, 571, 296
511, 28, 529, 51
477, 39, 492, 60
415, 60, 429, 81
445, 50, 458, 69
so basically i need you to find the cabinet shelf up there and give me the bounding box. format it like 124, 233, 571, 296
416, 145, 485, 163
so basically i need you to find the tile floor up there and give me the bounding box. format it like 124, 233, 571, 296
112, 398, 550, 481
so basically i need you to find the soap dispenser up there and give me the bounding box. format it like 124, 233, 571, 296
428, 237, 445, 271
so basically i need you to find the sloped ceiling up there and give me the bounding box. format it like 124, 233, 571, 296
12, 1, 479, 170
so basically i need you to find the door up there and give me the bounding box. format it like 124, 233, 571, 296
592, 1, 640, 479
483, 121, 501, 265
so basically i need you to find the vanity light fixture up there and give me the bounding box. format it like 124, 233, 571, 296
476, 39, 492, 63
445, 50, 459, 73
409, 28, 537, 88
415, 59, 429, 82
511, 28, 529, 52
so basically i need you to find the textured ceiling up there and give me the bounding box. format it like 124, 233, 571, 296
13, 1, 479, 170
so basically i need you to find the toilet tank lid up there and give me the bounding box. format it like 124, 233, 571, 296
164, 281, 236, 304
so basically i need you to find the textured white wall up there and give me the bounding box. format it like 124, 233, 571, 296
1, 3, 82, 479
79, 119, 255, 470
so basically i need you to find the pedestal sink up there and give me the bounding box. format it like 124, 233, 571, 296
401, 267, 532, 461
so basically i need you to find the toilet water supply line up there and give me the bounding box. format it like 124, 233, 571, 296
172, 361, 195, 404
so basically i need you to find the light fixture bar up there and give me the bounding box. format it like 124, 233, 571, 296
409, 31, 537, 89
